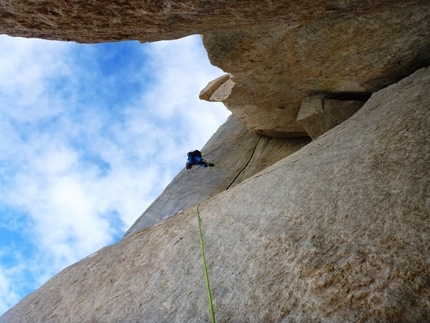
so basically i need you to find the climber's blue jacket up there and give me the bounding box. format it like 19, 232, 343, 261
186, 150, 214, 169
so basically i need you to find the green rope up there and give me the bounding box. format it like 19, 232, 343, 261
196, 204, 216, 323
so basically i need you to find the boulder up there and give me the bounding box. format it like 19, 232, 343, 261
2, 65, 428, 323
199, 74, 233, 102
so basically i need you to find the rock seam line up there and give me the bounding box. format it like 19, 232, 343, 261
226, 136, 262, 190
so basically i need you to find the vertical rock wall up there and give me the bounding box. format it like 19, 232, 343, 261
1, 1, 429, 321
125, 116, 311, 237
2, 66, 428, 323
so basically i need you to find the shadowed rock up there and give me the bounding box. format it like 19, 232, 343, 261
297, 98, 365, 139
1, 1, 429, 321
2, 66, 428, 323
2, 1, 430, 136
0, 1, 414, 43
202, 2, 430, 136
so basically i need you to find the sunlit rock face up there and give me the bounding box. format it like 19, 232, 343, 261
1, 1, 430, 322
2, 66, 429, 323
125, 116, 311, 237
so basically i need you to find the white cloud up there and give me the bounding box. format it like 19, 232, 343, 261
0, 34, 230, 315
0, 38, 72, 123
0, 267, 21, 315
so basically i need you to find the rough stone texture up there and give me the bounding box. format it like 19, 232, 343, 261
1, 1, 430, 320
202, 1, 430, 136
0, 0, 415, 43
297, 98, 365, 139
2, 66, 428, 323
199, 74, 232, 102
125, 116, 311, 237
2, 1, 430, 137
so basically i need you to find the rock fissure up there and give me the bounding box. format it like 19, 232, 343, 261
226, 135, 262, 190
1, 1, 430, 322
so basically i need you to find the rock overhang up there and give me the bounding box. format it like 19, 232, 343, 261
2, 1, 429, 138
200, 2, 430, 137
2, 66, 429, 323
1, 1, 430, 321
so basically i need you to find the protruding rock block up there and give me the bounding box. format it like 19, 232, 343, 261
202, 2, 430, 137
297, 98, 365, 139
1, 1, 429, 137
199, 74, 235, 102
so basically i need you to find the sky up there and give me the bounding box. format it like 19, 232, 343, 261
0, 34, 231, 315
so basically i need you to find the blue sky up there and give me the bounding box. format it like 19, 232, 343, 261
0, 34, 230, 315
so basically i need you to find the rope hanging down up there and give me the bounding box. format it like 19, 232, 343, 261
196, 204, 216, 323
150, 159, 216, 321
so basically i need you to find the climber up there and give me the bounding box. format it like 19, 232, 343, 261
186, 150, 215, 169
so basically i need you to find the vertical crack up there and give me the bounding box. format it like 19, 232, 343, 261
226, 136, 262, 190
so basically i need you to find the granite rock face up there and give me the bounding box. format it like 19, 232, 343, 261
2, 66, 429, 323
125, 116, 311, 237
202, 2, 430, 136
199, 74, 233, 102
297, 98, 365, 140
2, 1, 430, 136
1, 1, 430, 321
0, 0, 417, 43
